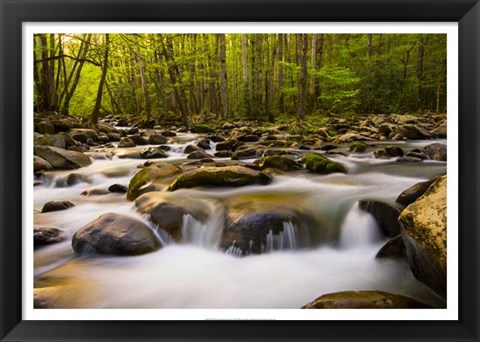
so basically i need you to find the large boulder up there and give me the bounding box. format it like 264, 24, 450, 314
72, 213, 161, 255
118, 137, 136, 148
305, 153, 346, 174
140, 147, 168, 159
358, 200, 401, 238
34, 146, 92, 169
135, 192, 211, 242
127, 162, 182, 200
399, 176, 447, 298
34, 133, 66, 149
148, 134, 168, 145
168, 166, 272, 191
303, 290, 432, 308
220, 194, 322, 255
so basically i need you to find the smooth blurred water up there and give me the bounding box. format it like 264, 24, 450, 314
33, 136, 446, 308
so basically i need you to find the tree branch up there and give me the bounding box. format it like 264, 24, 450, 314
34, 54, 101, 66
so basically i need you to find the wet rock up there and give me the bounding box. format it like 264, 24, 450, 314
396, 177, 438, 207
375, 235, 406, 259
129, 134, 148, 145
385, 146, 404, 157
160, 130, 176, 137
257, 156, 303, 171
305, 153, 346, 174
374, 149, 390, 159
118, 137, 136, 148
349, 141, 368, 153
140, 146, 168, 159
422, 143, 446, 161
206, 135, 225, 143
317, 144, 338, 151
108, 184, 128, 193
127, 162, 183, 201
216, 139, 238, 151
135, 192, 211, 242
237, 134, 259, 142
405, 151, 428, 160
231, 148, 259, 160
221, 195, 321, 254
168, 166, 272, 191
187, 150, 214, 160
41, 200, 75, 213
396, 156, 422, 163
72, 213, 161, 256
303, 290, 432, 308
34, 156, 53, 172
358, 200, 401, 238
399, 176, 447, 298
34, 146, 92, 169
148, 134, 168, 145
81, 188, 110, 196
197, 138, 211, 150
34, 227, 65, 248
190, 124, 215, 133
184, 144, 203, 154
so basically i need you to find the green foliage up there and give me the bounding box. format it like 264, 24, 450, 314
316, 65, 361, 114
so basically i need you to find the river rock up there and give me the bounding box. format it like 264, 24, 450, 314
305, 153, 346, 174
303, 290, 432, 308
375, 235, 406, 259
385, 146, 404, 157
81, 188, 110, 196
34, 133, 66, 149
41, 200, 75, 213
393, 125, 430, 140
221, 195, 321, 254
34, 227, 65, 248
187, 150, 214, 160
118, 137, 136, 148
72, 213, 161, 255
197, 138, 211, 150
34, 155, 53, 172
257, 156, 303, 171
231, 148, 259, 160
135, 192, 211, 241
216, 139, 238, 151
108, 184, 128, 193
396, 177, 438, 207
70, 129, 100, 143
129, 134, 148, 145
214, 151, 232, 158
190, 124, 215, 133
35, 120, 55, 134
399, 176, 447, 298
148, 134, 168, 145
422, 143, 446, 161
34, 146, 92, 169
358, 200, 401, 238
140, 146, 168, 159
127, 161, 183, 200
349, 141, 368, 153
168, 166, 272, 191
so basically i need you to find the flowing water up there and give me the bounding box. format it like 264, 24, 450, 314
33, 134, 447, 308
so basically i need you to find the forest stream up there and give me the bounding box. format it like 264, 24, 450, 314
33, 125, 447, 309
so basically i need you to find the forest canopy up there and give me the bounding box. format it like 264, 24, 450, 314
34, 33, 447, 126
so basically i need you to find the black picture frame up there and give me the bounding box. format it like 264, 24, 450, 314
1, 0, 479, 341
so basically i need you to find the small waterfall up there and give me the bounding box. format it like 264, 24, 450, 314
262, 221, 298, 253
180, 202, 224, 249
225, 242, 244, 257
339, 202, 382, 249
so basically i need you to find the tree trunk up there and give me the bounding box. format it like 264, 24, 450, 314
276, 34, 284, 114
90, 33, 110, 126
416, 35, 425, 112
135, 35, 151, 119
218, 34, 229, 120
297, 34, 308, 121
241, 34, 249, 115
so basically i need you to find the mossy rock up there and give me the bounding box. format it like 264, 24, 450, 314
349, 141, 368, 153
127, 162, 182, 201
190, 124, 216, 133
257, 156, 302, 172
305, 153, 346, 174
303, 290, 432, 308
399, 175, 447, 298
168, 166, 272, 191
